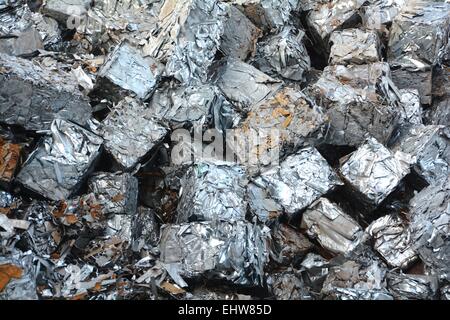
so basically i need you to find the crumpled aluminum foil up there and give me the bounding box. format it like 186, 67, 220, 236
270, 222, 313, 266
268, 270, 313, 300
301, 198, 364, 255
148, 82, 241, 132
176, 162, 248, 223
88, 172, 139, 216
0, 191, 16, 208
231, 86, 326, 174
299, 253, 331, 292
0, 53, 92, 131
387, 273, 439, 300
408, 177, 450, 281
329, 28, 380, 65
321, 259, 393, 300
310, 62, 401, 146
148, 0, 227, 84
251, 26, 310, 81
214, 57, 283, 112
248, 147, 343, 220
0, 251, 37, 300
131, 206, 160, 252
390, 125, 449, 185
17, 119, 103, 201
160, 220, 270, 287
99, 97, 168, 170
94, 41, 162, 102
366, 214, 417, 269
340, 137, 412, 208
228, 0, 300, 32
306, 0, 366, 44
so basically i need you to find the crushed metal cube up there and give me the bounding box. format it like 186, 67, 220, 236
329, 29, 380, 65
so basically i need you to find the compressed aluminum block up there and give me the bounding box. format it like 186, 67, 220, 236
360, 0, 406, 32
16, 119, 103, 201
388, 2, 450, 67
366, 214, 417, 269
0, 137, 22, 186
408, 178, 450, 281
0, 26, 43, 56
176, 162, 248, 223
228, 0, 300, 32
387, 273, 439, 300
398, 89, 422, 125
270, 223, 313, 266
340, 137, 412, 208
329, 29, 381, 65
42, 0, 91, 25
248, 147, 343, 220
0, 53, 92, 131
231, 86, 326, 174
311, 63, 401, 146
391, 125, 449, 185
148, 82, 240, 132
306, 0, 366, 44
99, 97, 168, 170
131, 207, 160, 251
251, 26, 311, 81
94, 41, 162, 101
215, 57, 282, 112
160, 220, 270, 287
426, 66, 450, 126
88, 172, 139, 215
391, 66, 433, 105
220, 4, 261, 60
302, 198, 363, 255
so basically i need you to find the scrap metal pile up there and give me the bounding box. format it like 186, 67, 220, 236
0, 0, 449, 300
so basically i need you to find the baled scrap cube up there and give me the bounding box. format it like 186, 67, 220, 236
94, 42, 162, 102
360, 0, 406, 33
441, 285, 450, 300
227, 0, 300, 32
329, 29, 381, 65
215, 57, 282, 112
391, 64, 433, 105
42, 0, 91, 25
366, 214, 417, 269
391, 125, 449, 185
306, 0, 366, 44
248, 147, 343, 220
251, 26, 311, 81
176, 162, 248, 223
339, 137, 412, 209
220, 4, 262, 60
149, 0, 227, 84
311, 63, 401, 146
16, 119, 103, 201
388, 2, 450, 67
321, 260, 393, 300
426, 66, 450, 126
0, 252, 37, 300
0, 26, 43, 56
132, 207, 160, 251
88, 172, 139, 215
148, 82, 240, 132
270, 223, 313, 266
409, 178, 450, 281
301, 198, 363, 255
387, 273, 439, 300
398, 89, 422, 125
231, 86, 326, 175
99, 97, 168, 170
160, 220, 270, 287
269, 271, 313, 300
0, 137, 22, 186
0, 53, 92, 131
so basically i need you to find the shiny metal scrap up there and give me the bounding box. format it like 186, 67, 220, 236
132, 206, 160, 252
248, 147, 342, 220
16, 119, 103, 201
329, 28, 380, 65
88, 172, 139, 215
160, 220, 270, 287
42, 0, 91, 25
269, 271, 313, 300
0, 251, 37, 300
366, 214, 417, 269
176, 162, 248, 223
387, 273, 439, 300
99, 97, 168, 170
0, 53, 92, 131
301, 198, 363, 255
251, 26, 310, 81
340, 137, 412, 208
